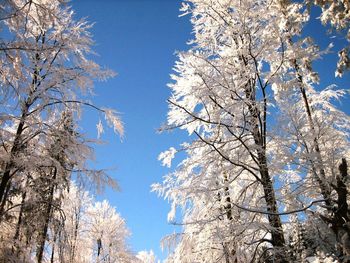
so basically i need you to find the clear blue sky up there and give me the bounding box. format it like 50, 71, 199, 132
71, 0, 350, 261
72, 0, 192, 260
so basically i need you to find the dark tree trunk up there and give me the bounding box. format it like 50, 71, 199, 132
0, 115, 26, 216
332, 159, 349, 259
36, 167, 57, 263
0, 48, 40, 217
13, 191, 27, 242
334, 159, 349, 228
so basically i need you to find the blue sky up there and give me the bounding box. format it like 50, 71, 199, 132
72, 0, 192, 260
71, 0, 350, 261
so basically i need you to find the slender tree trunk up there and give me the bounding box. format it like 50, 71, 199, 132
259, 159, 285, 248
0, 77, 39, 217
332, 159, 349, 259
293, 61, 331, 204
244, 79, 286, 261
294, 56, 349, 258
50, 230, 58, 263
0, 47, 41, 217
58, 228, 65, 263
69, 203, 81, 263
223, 242, 231, 263
335, 159, 349, 224
0, 182, 11, 220
13, 191, 27, 242
0, 112, 27, 216
217, 172, 235, 262
223, 172, 233, 221
36, 167, 57, 263
11, 190, 27, 260
278, 2, 332, 211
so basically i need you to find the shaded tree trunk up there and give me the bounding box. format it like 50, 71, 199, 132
13, 191, 27, 242
0, 49, 40, 218
36, 167, 57, 263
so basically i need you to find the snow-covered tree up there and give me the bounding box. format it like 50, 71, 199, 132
0, 0, 123, 219
136, 250, 157, 263
50, 182, 93, 263
310, 0, 350, 77
48, 183, 136, 263
2, 180, 137, 263
0, 1, 124, 262
86, 200, 131, 263
155, 0, 349, 262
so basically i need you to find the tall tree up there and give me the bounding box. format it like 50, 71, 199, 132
0, 0, 122, 218
155, 0, 349, 262
0, 1, 123, 261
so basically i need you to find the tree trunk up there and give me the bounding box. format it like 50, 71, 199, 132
294, 61, 331, 207
50, 229, 58, 263
0, 113, 27, 216
13, 191, 27, 241
244, 79, 286, 261
36, 167, 57, 263
332, 158, 349, 259
0, 48, 40, 217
